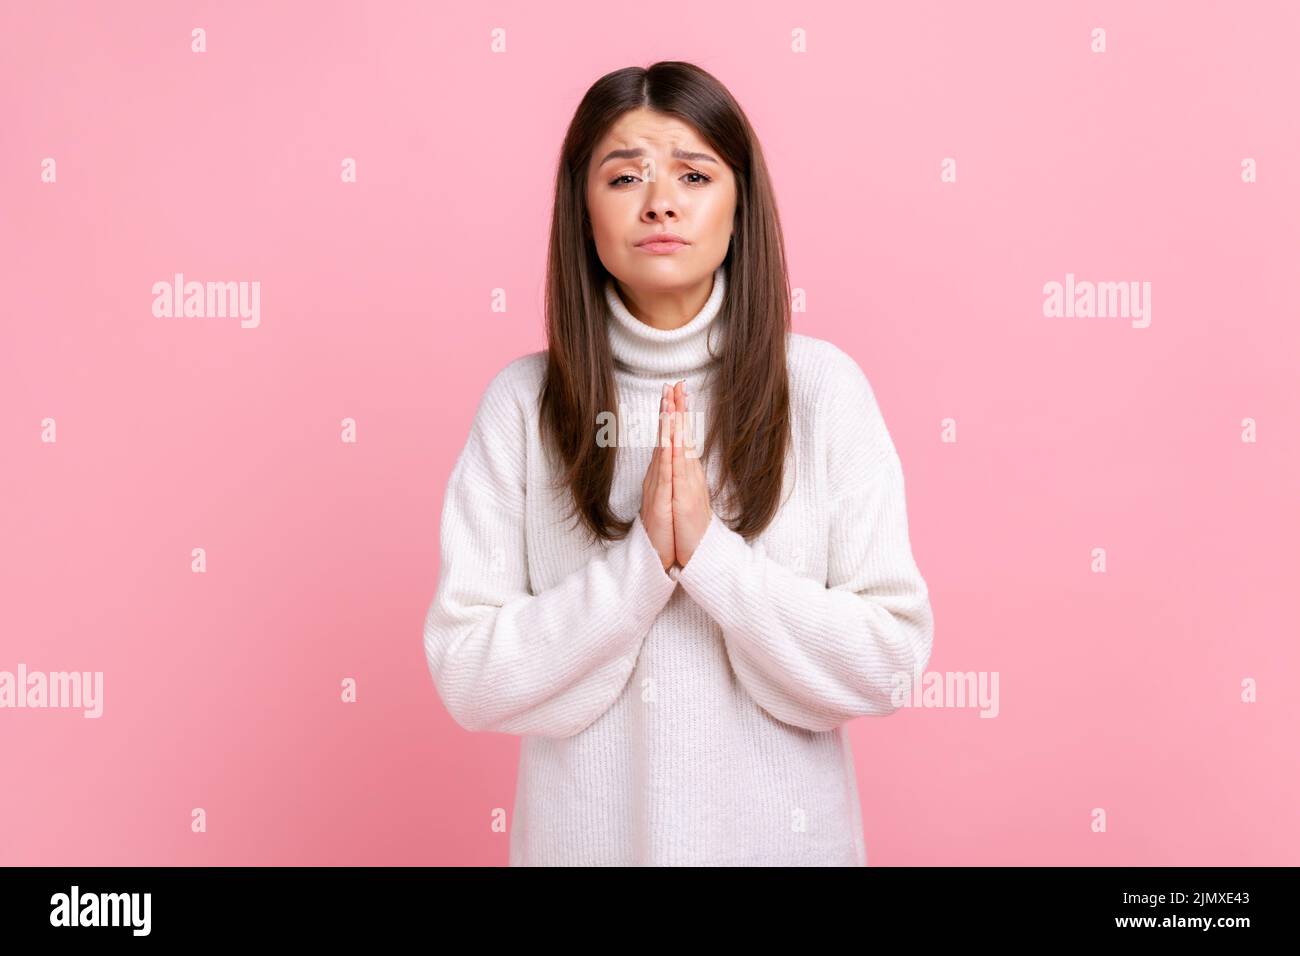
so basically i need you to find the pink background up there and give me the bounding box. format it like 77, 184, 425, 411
2, 1, 1297, 865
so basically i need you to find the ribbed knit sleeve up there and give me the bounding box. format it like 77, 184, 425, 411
422, 365, 679, 739
673, 348, 934, 733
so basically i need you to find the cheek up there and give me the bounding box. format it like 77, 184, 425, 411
699, 187, 736, 229
695, 195, 736, 247
586, 191, 628, 236
585, 180, 609, 218
588, 210, 620, 246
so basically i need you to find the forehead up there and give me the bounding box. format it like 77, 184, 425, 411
597, 109, 705, 148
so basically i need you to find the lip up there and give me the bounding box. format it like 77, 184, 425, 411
636, 233, 690, 254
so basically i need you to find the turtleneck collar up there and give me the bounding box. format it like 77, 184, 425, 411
604, 264, 726, 377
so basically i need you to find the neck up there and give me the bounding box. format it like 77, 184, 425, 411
605, 264, 727, 377
613, 273, 713, 331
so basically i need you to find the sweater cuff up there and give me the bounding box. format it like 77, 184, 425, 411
673, 510, 749, 613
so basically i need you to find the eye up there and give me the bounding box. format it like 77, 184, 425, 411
607, 170, 714, 187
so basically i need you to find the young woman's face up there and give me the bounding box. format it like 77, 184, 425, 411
585, 108, 737, 292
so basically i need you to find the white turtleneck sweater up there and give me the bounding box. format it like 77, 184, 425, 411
422, 264, 934, 866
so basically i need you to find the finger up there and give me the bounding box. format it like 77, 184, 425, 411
646, 389, 664, 489
659, 385, 673, 486
657, 386, 669, 455
676, 382, 686, 446
678, 385, 706, 492
671, 403, 686, 488
674, 380, 690, 454
681, 387, 697, 457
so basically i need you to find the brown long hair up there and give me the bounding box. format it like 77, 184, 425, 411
539, 61, 791, 547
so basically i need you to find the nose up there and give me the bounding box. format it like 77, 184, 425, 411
641, 167, 677, 223
642, 202, 677, 224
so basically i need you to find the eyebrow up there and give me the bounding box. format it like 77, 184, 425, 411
597, 146, 719, 167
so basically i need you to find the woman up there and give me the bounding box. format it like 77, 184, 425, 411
423, 61, 934, 866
